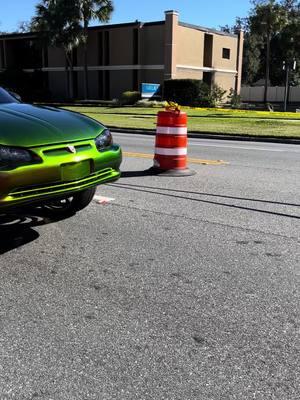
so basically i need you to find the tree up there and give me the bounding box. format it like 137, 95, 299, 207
249, 0, 288, 102
222, 17, 262, 85
17, 21, 32, 33
77, 0, 114, 99
31, 0, 83, 99
273, 4, 300, 85
224, 0, 300, 93
281, 0, 299, 12
243, 31, 264, 84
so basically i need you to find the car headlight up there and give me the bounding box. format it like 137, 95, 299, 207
95, 129, 113, 151
0, 145, 34, 169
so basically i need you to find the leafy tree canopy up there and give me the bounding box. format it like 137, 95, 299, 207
223, 0, 300, 85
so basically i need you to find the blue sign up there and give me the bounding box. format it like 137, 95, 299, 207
141, 83, 160, 99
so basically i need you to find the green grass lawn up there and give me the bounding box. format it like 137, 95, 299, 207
63, 106, 300, 138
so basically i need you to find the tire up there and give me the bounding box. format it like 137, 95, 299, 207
71, 187, 97, 211
41, 187, 97, 217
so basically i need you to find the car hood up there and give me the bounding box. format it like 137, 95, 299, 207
0, 103, 104, 147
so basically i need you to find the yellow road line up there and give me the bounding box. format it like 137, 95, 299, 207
123, 152, 228, 165
124, 152, 153, 159
188, 157, 229, 165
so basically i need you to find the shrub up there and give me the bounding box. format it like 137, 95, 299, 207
163, 79, 226, 107
204, 84, 227, 107
136, 99, 168, 108
120, 91, 141, 105
163, 79, 208, 106
228, 88, 241, 108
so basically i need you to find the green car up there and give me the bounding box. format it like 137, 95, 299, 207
0, 87, 122, 215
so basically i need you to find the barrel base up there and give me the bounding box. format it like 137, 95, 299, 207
149, 167, 196, 177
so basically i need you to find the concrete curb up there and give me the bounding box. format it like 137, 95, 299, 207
109, 126, 300, 145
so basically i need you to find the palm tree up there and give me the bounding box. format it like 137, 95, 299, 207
77, 0, 114, 99
32, 0, 82, 99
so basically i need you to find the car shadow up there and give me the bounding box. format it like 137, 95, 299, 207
0, 208, 74, 254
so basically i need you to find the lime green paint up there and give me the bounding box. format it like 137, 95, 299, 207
0, 103, 122, 210
0, 104, 105, 147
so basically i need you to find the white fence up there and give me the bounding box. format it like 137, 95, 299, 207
241, 86, 300, 102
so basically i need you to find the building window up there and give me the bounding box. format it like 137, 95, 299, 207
43, 45, 48, 68
72, 48, 77, 67
104, 31, 110, 65
203, 72, 213, 88
133, 28, 139, 65
133, 69, 138, 91
203, 34, 213, 68
98, 71, 104, 98
1, 41, 5, 68
222, 48, 230, 59
104, 70, 110, 99
98, 32, 103, 65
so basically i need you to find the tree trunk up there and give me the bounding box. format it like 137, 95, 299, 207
66, 52, 74, 100
264, 31, 270, 104
65, 66, 70, 100
69, 64, 74, 100
284, 64, 289, 112
83, 21, 89, 100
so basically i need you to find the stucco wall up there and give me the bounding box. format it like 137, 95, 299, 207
109, 27, 135, 65
48, 71, 67, 99
76, 71, 99, 99
139, 69, 164, 85
110, 70, 133, 98
176, 25, 204, 68
48, 47, 65, 68
0, 41, 4, 68
176, 67, 203, 80
214, 72, 236, 93
77, 31, 99, 67
212, 34, 238, 71
140, 25, 165, 65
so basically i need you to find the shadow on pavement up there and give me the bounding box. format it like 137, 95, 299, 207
0, 208, 74, 255
121, 170, 154, 178
109, 182, 300, 220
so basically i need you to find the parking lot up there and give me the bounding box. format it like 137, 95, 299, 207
0, 134, 299, 399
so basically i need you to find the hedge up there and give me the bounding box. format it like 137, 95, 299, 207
163, 79, 226, 107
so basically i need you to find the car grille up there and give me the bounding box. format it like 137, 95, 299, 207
43, 144, 92, 156
9, 168, 118, 200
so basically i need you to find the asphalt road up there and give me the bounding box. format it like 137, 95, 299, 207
0, 133, 299, 399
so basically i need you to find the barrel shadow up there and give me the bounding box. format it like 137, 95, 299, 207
121, 169, 156, 178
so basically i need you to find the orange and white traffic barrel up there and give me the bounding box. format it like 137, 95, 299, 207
151, 105, 195, 176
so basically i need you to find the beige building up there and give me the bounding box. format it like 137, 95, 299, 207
0, 10, 243, 100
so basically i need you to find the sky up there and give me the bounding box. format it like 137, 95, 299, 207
0, 0, 252, 33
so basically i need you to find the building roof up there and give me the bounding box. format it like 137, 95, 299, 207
179, 22, 238, 38
0, 31, 36, 40
0, 20, 165, 40
0, 18, 236, 40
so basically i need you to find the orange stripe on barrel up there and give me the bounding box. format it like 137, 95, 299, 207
157, 111, 187, 127
155, 134, 187, 148
153, 110, 189, 171
155, 154, 187, 169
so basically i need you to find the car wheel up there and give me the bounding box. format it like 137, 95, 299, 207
42, 187, 96, 216
71, 187, 97, 211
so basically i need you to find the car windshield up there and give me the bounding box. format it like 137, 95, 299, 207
0, 87, 20, 104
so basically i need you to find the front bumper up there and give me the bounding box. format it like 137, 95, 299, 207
0, 140, 122, 209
